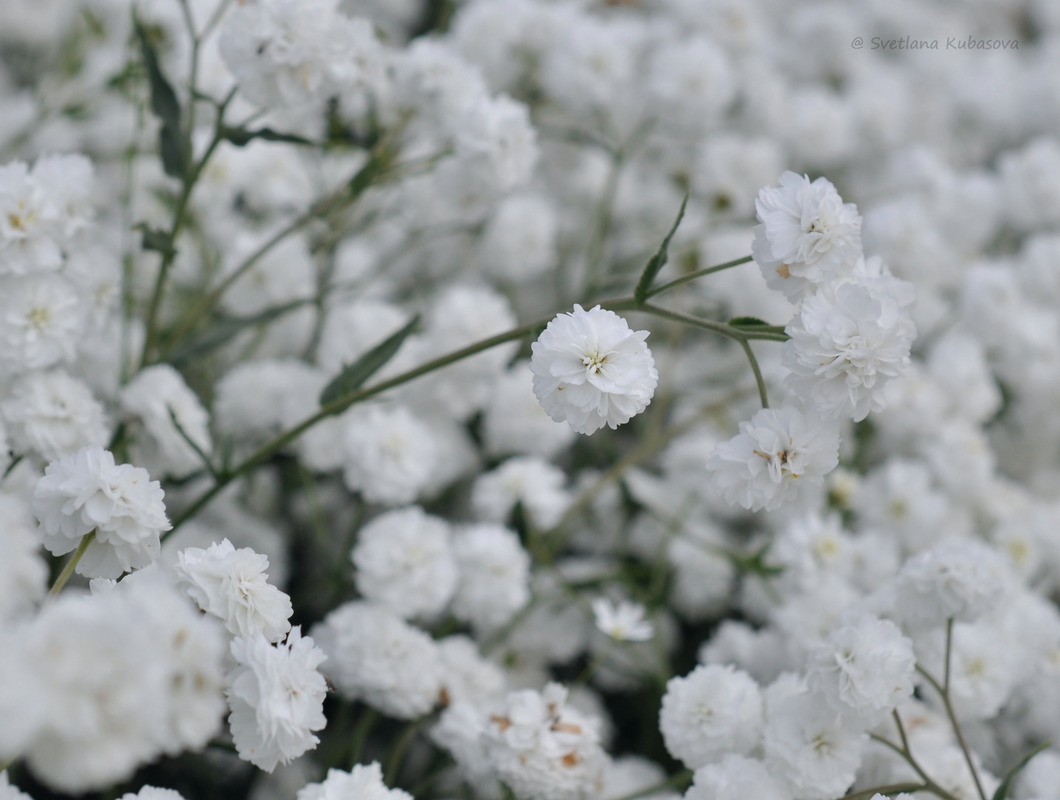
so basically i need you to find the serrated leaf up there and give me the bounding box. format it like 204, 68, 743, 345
167, 300, 311, 365
634, 193, 689, 303
993, 740, 1051, 800
134, 16, 186, 178
222, 126, 315, 148
319, 314, 420, 409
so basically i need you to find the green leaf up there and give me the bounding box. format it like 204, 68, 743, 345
134, 16, 186, 178
993, 740, 1051, 800
728, 316, 770, 328
221, 126, 316, 148
319, 314, 421, 409
135, 223, 176, 258
634, 193, 689, 303
167, 300, 312, 365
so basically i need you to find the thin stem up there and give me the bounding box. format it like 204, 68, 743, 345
916, 624, 988, 800
638, 303, 771, 408
47, 532, 96, 598
643, 255, 753, 299
384, 716, 429, 785
347, 706, 377, 768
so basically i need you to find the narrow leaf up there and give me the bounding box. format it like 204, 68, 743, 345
167, 300, 311, 365
727, 316, 771, 328
222, 126, 316, 148
634, 193, 689, 303
993, 740, 1051, 800
135, 16, 186, 178
319, 314, 420, 409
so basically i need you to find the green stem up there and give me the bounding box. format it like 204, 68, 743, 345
47, 532, 96, 598
638, 303, 771, 408
140, 89, 235, 366
347, 706, 377, 768
643, 255, 753, 299
916, 621, 988, 800
384, 715, 429, 785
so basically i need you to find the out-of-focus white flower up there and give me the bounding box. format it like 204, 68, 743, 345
119, 788, 187, 800
312, 600, 443, 719
1, 370, 110, 463
685, 755, 788, 800
752, 171, 862, 301
591, 598, 654, 643
454, 93, 539, 193
0, 492, 48, 622
174, 538, 293, 643
762, 689, 866, 800
0, 274, 85, 375
450, 522, 531, 632
784, 276, 916, 421
659, 664, 764, 769
471, 456, 570, 529
352, 506, 457, 620
705, 406, 840, 512
530, 305, 658, 436
226, 628, 327, 773
32, 446, 170, 579
0, 160, 63, 275
893, 541, 1008, 631
481, 362, 577, 459
120, 364, 213, 479
296, 762, 412, 800
341, 404, 439, 506
806, 615, 915, 727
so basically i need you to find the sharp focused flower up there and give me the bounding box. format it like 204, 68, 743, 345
32, 446, 171, 579
530, 305, 658, 435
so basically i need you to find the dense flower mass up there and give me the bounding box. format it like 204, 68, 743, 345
531, 305, 658, 435
6, 0, 1060, 798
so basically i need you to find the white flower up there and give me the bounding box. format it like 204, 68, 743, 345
341, 404, 439, 506
685, 755, 788, 800
297, 762, 412, 800
450, 522, 531, 632
1, 370, 110, 463
0, 492, 48, 622
481, 362, 577, 459
762, 689, 866, 800
0, 274, 85, 375
483, 683, 607, 800
894, 541, 1008, 631
32, 446, 171, 579
658, 664, 764, 769
226, 628, 327, 773
705, 406, 840, 512
0, 159, 63, 276
783, 276, 916, 421
471, 456, 570, 529
311, 601, 443, 719
531, 305, 658, 435
120, 364, 213, 479
352, 506, 458, 620
806, 615, 915, 727
591, 598, 654, 643
119, 789, 187, 800
752, 171, 862, 301
174, 538, 293, 643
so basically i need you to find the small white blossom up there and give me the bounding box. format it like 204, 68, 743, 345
752, 171, 862, 301
705, 406, 840, 512
226, 628, 327, 773
784, 276, 916, 421
531, 305, 658, 435
32, 446, 170, 579
174, 538, 293, 643
591, 598, 654, 643
297, 762, 412, 800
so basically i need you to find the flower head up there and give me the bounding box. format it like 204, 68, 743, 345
591, 598, 654, 643
531, 305, 658, 435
